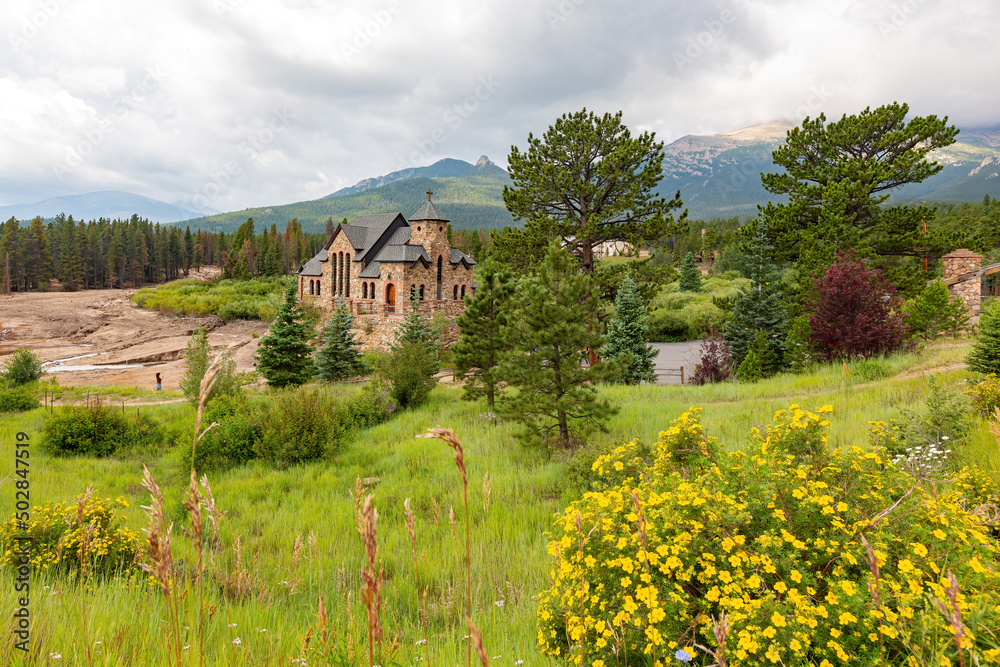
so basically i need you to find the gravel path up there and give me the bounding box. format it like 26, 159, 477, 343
649, 340, 703, 385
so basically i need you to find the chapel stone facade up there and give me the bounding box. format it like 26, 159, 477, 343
297, 192, 476, 347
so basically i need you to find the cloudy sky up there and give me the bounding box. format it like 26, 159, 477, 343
1, 0, 998, 213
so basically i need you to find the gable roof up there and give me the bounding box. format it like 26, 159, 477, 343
449, 248, 476, 266
326, 212, 407, 256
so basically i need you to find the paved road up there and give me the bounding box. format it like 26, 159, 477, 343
649, 340, 703, 385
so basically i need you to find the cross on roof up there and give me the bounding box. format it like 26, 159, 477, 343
426, 189, 433, 201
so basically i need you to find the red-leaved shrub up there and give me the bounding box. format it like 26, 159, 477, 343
689, 332, 732, 384
808, 251, 909, 360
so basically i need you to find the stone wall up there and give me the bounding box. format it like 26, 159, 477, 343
943, 250, 983, 318
351, 313, 460, 352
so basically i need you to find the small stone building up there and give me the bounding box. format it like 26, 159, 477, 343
297, 192, 476, 346
942, 248, 983, 318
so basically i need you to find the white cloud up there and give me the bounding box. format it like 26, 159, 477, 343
0, 0, 997, 210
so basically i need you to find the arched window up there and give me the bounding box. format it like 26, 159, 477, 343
309, 280, 314, 295
453, 285, 458, 300
461, 285, 466, 298
345, 253, 351, 297
437, 256, 443, 282
362, 282, 368, 299
370, 282, 375, 298
317, 281, 321, 296
338, 252, 345, 296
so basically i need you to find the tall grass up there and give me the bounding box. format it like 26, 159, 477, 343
0, 340, 995, 664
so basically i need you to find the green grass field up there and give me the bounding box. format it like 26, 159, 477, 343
133, 276, 295, 322
0, 340, 995, 665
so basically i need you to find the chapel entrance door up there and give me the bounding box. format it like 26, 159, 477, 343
386, 283, 396, 314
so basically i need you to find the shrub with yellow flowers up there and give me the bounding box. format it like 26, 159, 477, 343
538, 405, 1000, 666
0, 492, 142, 577
965, 373, 1000, 417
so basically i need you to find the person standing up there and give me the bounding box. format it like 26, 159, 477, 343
155, 372, 162, 391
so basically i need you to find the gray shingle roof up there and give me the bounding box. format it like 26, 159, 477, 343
298, 249, 327, 276
359, 261, 381, 278
333, 213, 406, 253
450, 248, 476, 265
385, 226, 411, 245
371, 244, 430, 264
411, 200, 449, 222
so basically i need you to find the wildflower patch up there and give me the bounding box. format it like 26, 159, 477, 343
538, 405, 1000, 666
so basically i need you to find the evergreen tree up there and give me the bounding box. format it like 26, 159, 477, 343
678, 251, 701, 292
966, 300, 1000, 375
504, 108, 686, 275
314, 302, 363, 382
736, 331, 765, 383
453, 257, 516, 410
906, 280, 970, 341
500, 243, 617, 448
598, 275, 658, 384
393, 298, 438, 351
255, 284, 315, 388
723, 221, 787, 376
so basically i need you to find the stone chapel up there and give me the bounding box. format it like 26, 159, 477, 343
297, 191, 477, 325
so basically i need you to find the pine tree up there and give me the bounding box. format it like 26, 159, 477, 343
255, 284, 315, 388
599, 275, 658, 384
907, 280, 969, 341
736, 331, 765, 382
678, 251, 702, 292
500, 243, 617, 448
314, 302, 363, 382
453, 257, 515, 410
966, 300, 1000, 375
723, 221, 787, 376
393, 298, 438, 351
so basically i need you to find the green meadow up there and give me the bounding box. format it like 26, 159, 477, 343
0, 339, 996, 665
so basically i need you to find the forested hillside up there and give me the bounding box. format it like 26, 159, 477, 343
0, 215, 324, 292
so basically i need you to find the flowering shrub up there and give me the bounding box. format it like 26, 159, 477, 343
0, 492, 142, 577
538, 406, 1000, 666
965, 374, 1000, 417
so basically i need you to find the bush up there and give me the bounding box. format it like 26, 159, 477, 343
0, 492, 142, 578
906, 280, 970, 340
965, 373, 1000, 416
0, 386, 40, 413
539, 405, 1000, 667
189, 394, 263, 471
689, 334, 732, 385
375, 341, 439, 408
808, 251, 910, 360
190, 386, 397, 471
1, 348, 44, 385
848, 358, 891, 382
41, 405, 165, 457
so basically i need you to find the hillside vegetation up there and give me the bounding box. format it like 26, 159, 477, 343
0, 340, 996, 665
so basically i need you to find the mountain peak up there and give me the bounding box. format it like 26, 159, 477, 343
475, 155, 494, 168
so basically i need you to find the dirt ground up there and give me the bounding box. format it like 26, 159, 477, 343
0, 275, 269, 393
